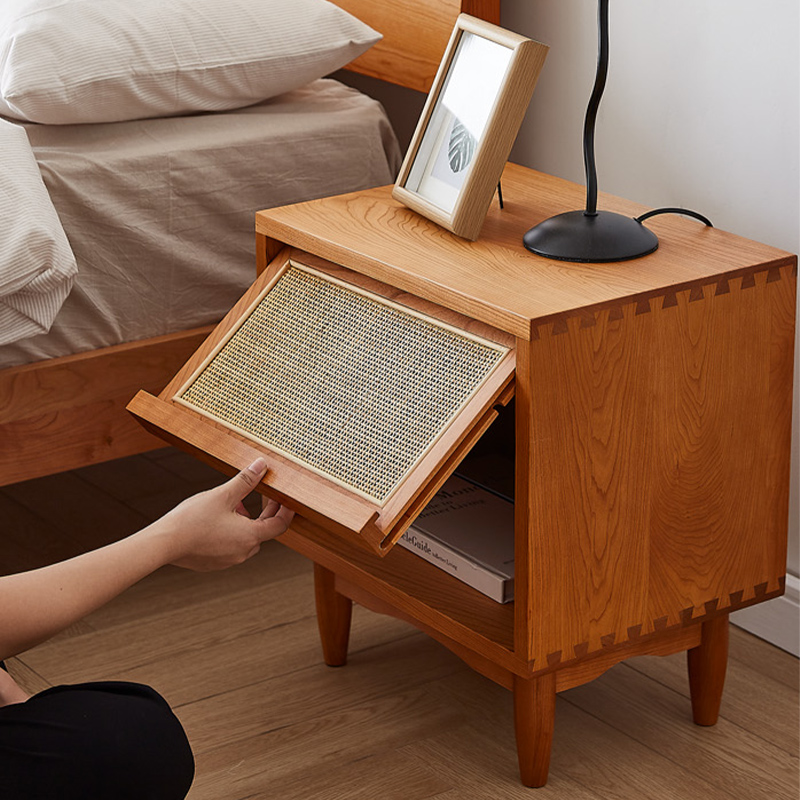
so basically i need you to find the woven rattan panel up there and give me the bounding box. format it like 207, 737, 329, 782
177, 264, 508, 504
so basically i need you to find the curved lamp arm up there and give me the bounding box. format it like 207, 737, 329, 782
583, 0, 610, 217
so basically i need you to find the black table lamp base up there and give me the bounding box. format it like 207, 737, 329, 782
523, 209, 658, 263
524, 0, 660, 264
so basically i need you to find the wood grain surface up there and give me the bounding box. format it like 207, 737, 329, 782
521, 263, 795, 667
256, 163, 794, 340
333, 1, 501, 92
0, 327, 212, 485
256, 162, 795, 785
392, 17, 548, 240
130, 251, 517, 556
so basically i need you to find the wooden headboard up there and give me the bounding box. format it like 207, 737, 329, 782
332, 0, 501, 93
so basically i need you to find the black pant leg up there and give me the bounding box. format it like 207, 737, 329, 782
0, 681, 194, 800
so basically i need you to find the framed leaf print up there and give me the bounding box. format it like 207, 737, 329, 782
392, 15, 548, 241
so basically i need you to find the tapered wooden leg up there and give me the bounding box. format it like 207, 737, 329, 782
687, 612, 729, 726
313, 563, 353, 667
513, 672, 557, 787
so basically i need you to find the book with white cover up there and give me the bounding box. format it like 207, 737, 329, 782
398, 474, 514, 603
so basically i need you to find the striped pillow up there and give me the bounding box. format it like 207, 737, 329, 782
0, 118, 77, 345
0, 0, 381, 125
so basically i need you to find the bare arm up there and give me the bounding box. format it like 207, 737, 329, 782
0, 458, 293, 662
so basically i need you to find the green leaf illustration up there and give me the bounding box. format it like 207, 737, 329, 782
448, 119, 476, 174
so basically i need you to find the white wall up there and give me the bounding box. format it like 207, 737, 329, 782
502, 0, 799, 616
505, 0, 800, 254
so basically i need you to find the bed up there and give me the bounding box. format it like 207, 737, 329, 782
0, 0, 500, 487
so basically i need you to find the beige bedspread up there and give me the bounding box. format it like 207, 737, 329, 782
0, 79, 401, 368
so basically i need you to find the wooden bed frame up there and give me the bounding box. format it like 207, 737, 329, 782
0, 0, 500, 487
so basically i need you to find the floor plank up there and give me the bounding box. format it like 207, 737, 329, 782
627, 644, 799, 756
2, 449, 798, 799
562, 659, 798, 800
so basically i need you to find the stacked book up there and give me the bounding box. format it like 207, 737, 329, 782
398, 472, 514, 603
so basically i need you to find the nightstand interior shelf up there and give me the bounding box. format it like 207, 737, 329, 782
285, 518, 516, 653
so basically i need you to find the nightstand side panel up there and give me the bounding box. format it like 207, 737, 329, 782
519, 262, 796, 668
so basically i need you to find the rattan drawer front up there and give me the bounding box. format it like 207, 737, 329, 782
177, 263, 507, 505
129, 251, 515, 555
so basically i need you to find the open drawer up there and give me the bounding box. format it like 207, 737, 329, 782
128, 248, 515, 555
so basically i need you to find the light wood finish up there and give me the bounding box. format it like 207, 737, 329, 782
286, 516, 517, 665
257, 162, 795, 340
298, 515, 708, 687
520, 269, 794, 668
319, 558, 703, 697
333, 1, 500, 93
687, 614, 730, 726
0, 0, 500, 489
553, 625, 702, 694
393, 16, 548, 240
3, 449, 797, 799
252, 163, 797, 785
128, 389, 380, 539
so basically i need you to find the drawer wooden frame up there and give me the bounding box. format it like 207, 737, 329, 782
128, 249, 516, 556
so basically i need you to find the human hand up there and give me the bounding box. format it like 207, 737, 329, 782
152, 458, 294, 572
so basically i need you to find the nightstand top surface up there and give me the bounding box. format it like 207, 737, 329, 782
256, 163, 795, 339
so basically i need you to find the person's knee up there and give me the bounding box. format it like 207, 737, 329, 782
103, 682, 195, 794
4, 681, 194, 800
83, 682, 195, 798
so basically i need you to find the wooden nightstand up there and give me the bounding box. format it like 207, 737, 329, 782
131, 162, 796, 787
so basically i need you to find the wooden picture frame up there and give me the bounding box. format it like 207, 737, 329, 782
392, 15, 548, 241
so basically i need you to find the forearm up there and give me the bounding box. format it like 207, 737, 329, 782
0, 458, 291, 663
0, 524, 172, 661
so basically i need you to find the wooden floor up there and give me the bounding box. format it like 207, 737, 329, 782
1, 449, 798, 799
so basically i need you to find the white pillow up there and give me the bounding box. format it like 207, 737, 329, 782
0, 0, 381, 124
0, 118, 77, 346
